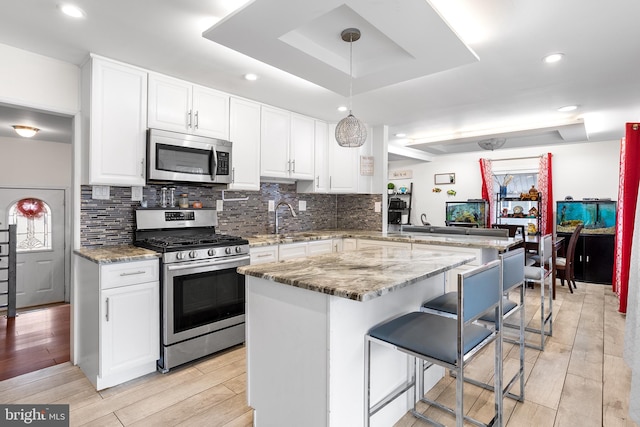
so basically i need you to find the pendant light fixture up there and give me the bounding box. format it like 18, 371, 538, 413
335, 28, 367, 148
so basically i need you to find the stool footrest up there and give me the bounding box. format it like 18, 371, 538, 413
371, 379, 415, 417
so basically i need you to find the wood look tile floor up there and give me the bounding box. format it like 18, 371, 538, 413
0, 283, 637, 427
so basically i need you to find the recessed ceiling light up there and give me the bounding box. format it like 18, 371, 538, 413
557, 105, 578, 112
337, 106, 348, 112
394, 133, 406, 138
243, 73, 258, 81
12, 125, 39, 138
543, 53, 564, 64
59, 4, 86, 18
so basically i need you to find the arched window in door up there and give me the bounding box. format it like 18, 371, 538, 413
7, 198, 52, 252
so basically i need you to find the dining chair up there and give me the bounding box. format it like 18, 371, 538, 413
523, 233, 553, 350
421, 248, 526, 401
364, 260, 503, 427
555, 224, 584, 293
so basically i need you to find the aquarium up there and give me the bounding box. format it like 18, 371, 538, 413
445, 200, 488, 227
556, 200, 617, 234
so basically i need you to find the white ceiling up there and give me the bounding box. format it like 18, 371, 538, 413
0, 0, 639, 158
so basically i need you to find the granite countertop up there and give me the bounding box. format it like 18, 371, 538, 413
246, 229, 520, 251
74, 245, 160, 264
238, 247, 475, 302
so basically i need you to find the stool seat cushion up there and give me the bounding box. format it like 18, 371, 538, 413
368, 312, 493, 365
555, 257, 566, 267
422, 292, 458, 315
479, 298, 517, 322
524, 265, 548, 280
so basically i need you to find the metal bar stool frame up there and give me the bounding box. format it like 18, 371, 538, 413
364, 260, 504, 427
523, 233, 554, 351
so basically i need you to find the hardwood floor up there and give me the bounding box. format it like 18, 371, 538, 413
0, 303, 70, 381
0, 284, 636, 426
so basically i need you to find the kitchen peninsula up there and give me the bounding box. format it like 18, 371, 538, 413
238, 247, 475, 427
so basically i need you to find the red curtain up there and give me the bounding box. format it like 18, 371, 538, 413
538, 153, 554, 235
613, 123, 640, 313
479, 158, 494, 227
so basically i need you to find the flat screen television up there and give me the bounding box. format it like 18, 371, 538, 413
556, 200, 616, 234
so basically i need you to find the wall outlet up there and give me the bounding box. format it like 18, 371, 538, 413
216, 200, 224, 211
374, 201, 381, 213
131, 186, 143, 201
299, 200, 307, 211
92, 185, 110, 200
268, 200, 275, 212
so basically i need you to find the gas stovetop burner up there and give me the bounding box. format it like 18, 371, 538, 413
137, 233, 248, 251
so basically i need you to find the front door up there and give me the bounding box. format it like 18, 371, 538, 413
0, 188, 66, 308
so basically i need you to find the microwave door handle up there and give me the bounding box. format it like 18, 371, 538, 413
210, 147, 218, 180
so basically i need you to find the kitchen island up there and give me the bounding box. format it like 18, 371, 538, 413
237, 247, 475, 427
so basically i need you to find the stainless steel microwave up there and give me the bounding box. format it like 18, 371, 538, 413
147, 128, 232, 185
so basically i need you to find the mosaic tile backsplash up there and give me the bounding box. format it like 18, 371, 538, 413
80, 184, 382, 248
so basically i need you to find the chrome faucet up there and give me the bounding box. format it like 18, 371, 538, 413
275, 201, 297, 234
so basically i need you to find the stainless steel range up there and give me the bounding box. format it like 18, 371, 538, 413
134, 208, 249, 372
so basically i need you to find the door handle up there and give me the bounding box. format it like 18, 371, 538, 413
187, 110, 192, 128
105, 297, 110, 322
194, 111, 199, 129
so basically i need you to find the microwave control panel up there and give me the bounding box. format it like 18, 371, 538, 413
216, 151, 230, 176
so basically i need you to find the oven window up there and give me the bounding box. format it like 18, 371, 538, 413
157, 143, 212, 176
173, 269, 245, 333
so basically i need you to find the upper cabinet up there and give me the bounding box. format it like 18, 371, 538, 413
148, 73, 230, 140
229, 97, 261, 191
81, 55, 147, 186
260, 106, 314, 180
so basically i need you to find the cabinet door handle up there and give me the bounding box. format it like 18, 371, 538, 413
579, 255, 582, 262
232, 167, 235, 183
105, 297, 110, 322
316, 176, 319, 188
140, 159, 144, 178
195, 111, 199, 129
287, 160, 291, 173
292, 159, 296, 173
586, 256, 589, 263
119, 270, 146, 276
256, 253, 272, 258
187, 110, 192, 128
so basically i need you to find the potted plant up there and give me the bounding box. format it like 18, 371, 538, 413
387, 182, 395, 195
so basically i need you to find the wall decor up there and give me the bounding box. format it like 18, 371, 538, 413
435, 173, 455, 185
360, 156, 374, 176
388, 169, 413, 179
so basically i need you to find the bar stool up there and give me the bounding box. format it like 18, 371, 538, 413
523, 233, 553, 350
364, 260, 503, 427
421, 248, 526, 401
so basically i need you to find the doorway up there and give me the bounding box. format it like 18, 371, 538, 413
0, 188, 67, 308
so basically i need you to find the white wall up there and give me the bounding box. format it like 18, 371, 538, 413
0, 42, 79, 113
388, 140, 620, 227
0, 137, 72, 187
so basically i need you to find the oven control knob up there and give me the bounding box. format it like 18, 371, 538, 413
224, 247, 232, 254
208, 248, 215, 256
235, 246, 243, 253
189, 250, 198, 258
176, 252, 186, 260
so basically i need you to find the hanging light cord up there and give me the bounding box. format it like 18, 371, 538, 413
348, 32, 353, 114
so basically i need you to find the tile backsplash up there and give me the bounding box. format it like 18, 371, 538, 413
80, 184, 382, 248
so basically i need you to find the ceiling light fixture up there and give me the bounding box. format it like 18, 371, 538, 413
395, 133, 407, 138
59, 4, 86, 18
543, 53, 564, 64
477, 137, 506, 151
557, 105, 578, 112
337, 106, 348, 112
12, 125, 39, 138
335, 28, 367, 148
244, 73, 258, 81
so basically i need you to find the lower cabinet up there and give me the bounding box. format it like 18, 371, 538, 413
559, 233, 615, 284
250, 245, 279, 265
76, 256, 159, 390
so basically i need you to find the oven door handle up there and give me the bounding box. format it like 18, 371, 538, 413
166, 256, 249, 272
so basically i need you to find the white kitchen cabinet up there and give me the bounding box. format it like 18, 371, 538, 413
357, 239, 411, 250
343, 238, 358, 251
76, 256, 159, 390
81, 55, 147, 186
279, 242, 309, 260
250, 245, 279, 265
229, 97, 261, 191
332, 238, 344, 253
148, 73, 230, 140
328, 123, 359, 193
297, 120, 329, 193
307, 240, 334, 256
260, 106, 314, 180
